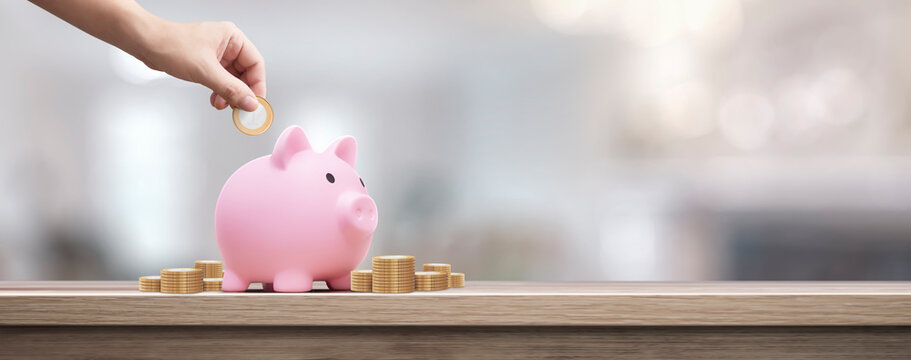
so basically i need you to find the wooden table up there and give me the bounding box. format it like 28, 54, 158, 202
2, 281, 911, 358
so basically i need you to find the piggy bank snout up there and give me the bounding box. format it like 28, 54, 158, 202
339, 193, 378, 235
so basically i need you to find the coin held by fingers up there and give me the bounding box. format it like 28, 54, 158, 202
232, 96, 273, 136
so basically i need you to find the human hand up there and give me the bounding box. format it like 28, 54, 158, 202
29, 0, 265, 112
139, 21, 266, 111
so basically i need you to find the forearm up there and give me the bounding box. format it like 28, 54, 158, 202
28, 0, 165, 61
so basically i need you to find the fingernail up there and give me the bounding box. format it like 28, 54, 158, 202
240, 96, 258, 111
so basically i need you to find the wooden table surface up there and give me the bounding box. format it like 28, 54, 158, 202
3, 281, 911, 358
3, 281, 911, 326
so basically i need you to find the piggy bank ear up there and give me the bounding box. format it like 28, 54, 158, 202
271, 126, 312, 170
327, 136, 357, 167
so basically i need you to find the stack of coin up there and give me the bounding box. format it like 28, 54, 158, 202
195, 260, 224, 278
372, 255, 415, 293
160, 268, 203, 294
350, 269, 373, 292
423, 263, 451, 276
138, 275, 161, 292
415, 271, 449, 291
203, 278, 223, 291
449, 272, 465, 288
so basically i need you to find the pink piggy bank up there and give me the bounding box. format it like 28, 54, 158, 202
214, 126, 378, 292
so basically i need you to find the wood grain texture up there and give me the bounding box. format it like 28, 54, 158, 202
2, 326, 911, 359
2, 281, 911, 326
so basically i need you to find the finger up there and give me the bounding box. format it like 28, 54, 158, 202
211, 92, 229, 110
199, 60, 258, 111
240, 59, 266, 98
230, 33, 267, 97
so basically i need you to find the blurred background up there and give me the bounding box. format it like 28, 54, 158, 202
2, 0, 911, 281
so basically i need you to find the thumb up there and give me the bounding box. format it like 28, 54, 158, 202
200, 62, 259, 111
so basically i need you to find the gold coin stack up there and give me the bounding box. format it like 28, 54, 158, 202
160, 268, 203, 294
350, 269, 373, 292
423, 263, 451, 276
138, 275, 160, 292
195, 260, 224, 278
449, 272, 465, 287
372, 255, 415, 293
415, 271, 449, 291
203, 278, 223, 291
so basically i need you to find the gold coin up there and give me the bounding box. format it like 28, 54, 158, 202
160, 283, 203, 287
371, 268, 415, 272
371, 265, 415, 269
161, 279, 203, 284
422, 264, 451, 275
161, 268, 202, 275
373, 255, 414, 260
161, 288, 203, 292
372, 268, 414, 272
373, 272, 415, 276
371, 265, 414, 268
161, 290, 202, 294
160, 282, 203, 286
195, 260, 224, 278
414, 271, 443, 276
232, 96, 273, 136
448, 272, 465, 287
161, 288, 204, 292
161, 283, 203, 288
372, 281, 415, 286
372, 285, 415, 289
372, 277, 416, 281
373, 284, 415, 288
373, 283, 415, 287
371, 262, 414, 266
372, 278, 415, 282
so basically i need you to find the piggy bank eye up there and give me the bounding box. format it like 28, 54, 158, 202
360, 178, 365, 187
326, 173, 335, 183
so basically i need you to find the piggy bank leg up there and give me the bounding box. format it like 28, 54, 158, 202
222, 268, 250, 292
273, 269, 313, 292
325, 275, 351, 291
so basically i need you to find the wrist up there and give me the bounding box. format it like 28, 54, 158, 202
119, 9, 171, 65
